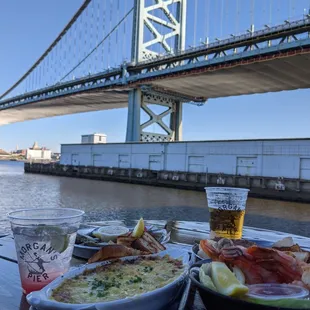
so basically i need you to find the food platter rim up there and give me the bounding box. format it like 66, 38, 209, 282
26, 248, 190, 309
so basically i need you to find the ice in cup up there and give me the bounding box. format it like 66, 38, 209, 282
205, 187, 249, 239
8, 208, 84, 294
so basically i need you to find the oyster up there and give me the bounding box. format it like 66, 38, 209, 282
76, 232, 100, 246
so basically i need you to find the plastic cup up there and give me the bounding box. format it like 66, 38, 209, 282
204, 187, 249, 239
8, 208, 84, 294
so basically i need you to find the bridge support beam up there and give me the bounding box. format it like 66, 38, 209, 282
126, 0, 186, 143
126, 89, 142, 142
126, 90, 183, 142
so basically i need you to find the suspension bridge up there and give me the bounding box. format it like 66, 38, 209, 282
1, 0, 310, 142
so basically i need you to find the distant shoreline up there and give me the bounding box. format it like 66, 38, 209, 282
0, 158, 56, 163
0, 158, 25, 161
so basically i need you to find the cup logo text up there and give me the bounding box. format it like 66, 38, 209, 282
19, 242, 59, 283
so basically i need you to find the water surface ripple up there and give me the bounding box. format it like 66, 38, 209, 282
0, 161, 309, 237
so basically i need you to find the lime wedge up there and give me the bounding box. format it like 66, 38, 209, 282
34, 225, 69, 253
211, 262, 249, 297
132, 218, 144, 238
50, 235, 70, 253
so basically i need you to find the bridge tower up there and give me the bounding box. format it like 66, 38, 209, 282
126, 0, 187, 142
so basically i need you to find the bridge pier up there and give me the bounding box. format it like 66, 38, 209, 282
126, 0, 186, 143
126, 89, 183, 142
126, 89, 142, 142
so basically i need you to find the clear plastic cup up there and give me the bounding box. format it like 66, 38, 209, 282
205, 187, 249, 239
8, 208, 84, 294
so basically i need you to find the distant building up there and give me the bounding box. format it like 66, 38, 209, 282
51, 152, 61, 161
26, 142, 51, 161
81, 133, 107, 144
0, 149, 10, 157
13, 149, 27, 156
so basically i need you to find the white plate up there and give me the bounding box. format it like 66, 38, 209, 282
27, 248, 190, 310
74, 226, 171, 260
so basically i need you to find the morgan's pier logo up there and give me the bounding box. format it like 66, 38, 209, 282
19, 242, 59, 282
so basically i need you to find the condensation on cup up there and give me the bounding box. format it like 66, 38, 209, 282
205, 187, 249, 239
8, 208, 84, 294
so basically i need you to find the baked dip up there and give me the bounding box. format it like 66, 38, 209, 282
51, 255, 184, 304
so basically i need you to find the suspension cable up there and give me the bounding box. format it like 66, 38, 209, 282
60, 7, 134, 82
0, 0, 91, 100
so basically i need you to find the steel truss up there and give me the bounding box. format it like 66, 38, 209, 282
140, 90, 182, 142
127, 0, 187, 142
131, 17, 310, 74
131, 0, 186, 62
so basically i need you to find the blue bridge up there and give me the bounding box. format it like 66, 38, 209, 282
1, 0, 310, 142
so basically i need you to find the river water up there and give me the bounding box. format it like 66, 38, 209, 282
0, 161, 309, 237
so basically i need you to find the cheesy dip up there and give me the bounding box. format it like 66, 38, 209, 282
51, 255, 184, 303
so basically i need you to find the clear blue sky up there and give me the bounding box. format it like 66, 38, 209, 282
0, 0, 309, 152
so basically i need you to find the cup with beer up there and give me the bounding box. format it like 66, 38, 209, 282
205, 187, 249, 239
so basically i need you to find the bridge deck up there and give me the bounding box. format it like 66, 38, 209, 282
0, 90, 128, 125
1, 49, 310, 125
142, 50, 310, 98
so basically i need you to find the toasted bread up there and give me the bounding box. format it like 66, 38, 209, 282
116, 236, 137, 247
132, 231, 166, 254
274, 244, 303, 253
88, 245, 149, 263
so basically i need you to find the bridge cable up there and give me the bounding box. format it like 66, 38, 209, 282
59, 7, 134, 82
84, 4, 88, 75
123, 0, 127, 61
236, 0, 239, 34
193, 0, 197, 46
108, 0, 112, 67
204, 0, 210, 44
269, 0, 273, 26
220, 0, 224, 38
95, 0, 100, 73
0, 0, 92, 100
102, 0, 106, 71
89, 0, 94, 74
207, 0, 210, 43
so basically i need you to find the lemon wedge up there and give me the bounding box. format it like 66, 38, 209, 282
132, 218, 145, 238
211, 262, 249, 297
199, 267, 217, 291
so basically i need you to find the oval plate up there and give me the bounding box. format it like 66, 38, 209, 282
27, 248, 190, 310
74, 226, 171, 260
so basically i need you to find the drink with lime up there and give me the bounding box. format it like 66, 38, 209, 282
8, 208, 84, 294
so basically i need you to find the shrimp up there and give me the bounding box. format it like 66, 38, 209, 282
200, 239, 309, 287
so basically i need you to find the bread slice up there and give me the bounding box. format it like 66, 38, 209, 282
274, 244, 303, 253
88, 245, 149, 263
132, 231, 166, 254
116, 236, 137, 247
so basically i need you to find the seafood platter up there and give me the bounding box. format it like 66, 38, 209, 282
26, 218, 310, 310
190, 236, 310, 310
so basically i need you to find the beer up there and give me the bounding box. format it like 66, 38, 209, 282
209, 208, 245, 239
205, 187, 249, 240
